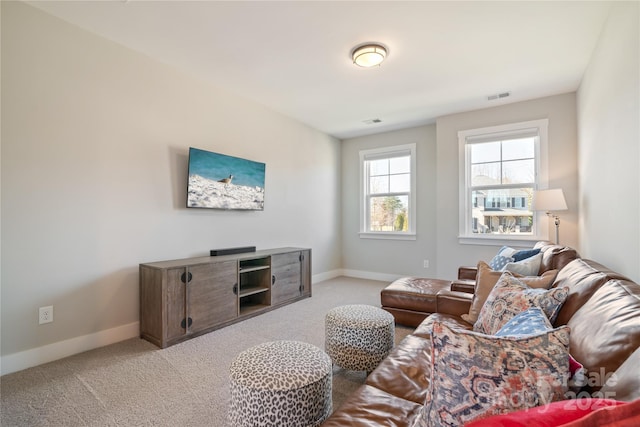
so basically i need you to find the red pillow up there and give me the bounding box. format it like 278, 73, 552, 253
569, 355, 583, 376
464, 399, 626, 427
559, 397, 640, 427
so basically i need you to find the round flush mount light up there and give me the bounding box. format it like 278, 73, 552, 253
351, 43, 387, 67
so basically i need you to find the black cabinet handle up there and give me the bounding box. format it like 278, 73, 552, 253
233, 284, 238, 295
272, 275, 276, 285
181, 272, 193, 284
181, 317, 193, 329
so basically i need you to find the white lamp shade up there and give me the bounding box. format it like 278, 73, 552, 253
352, 44, 387, 67
532, 189, 567, 212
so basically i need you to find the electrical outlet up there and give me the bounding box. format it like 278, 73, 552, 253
39, 306, 53, 324
423, 259, 430, 269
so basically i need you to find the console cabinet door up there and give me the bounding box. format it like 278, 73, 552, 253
166, 267, 188, 342
271, 252, 302, 305
188, 261, 238, 334
300, 249, 311, 296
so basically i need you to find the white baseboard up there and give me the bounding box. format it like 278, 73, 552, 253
314, 268, 402, 283
1, 321, 140, 376
1, 269, 399, 376
312, 269, 343, 283
341, 269, 403, 283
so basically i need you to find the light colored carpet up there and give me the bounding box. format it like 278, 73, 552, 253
1, 276, 413, 426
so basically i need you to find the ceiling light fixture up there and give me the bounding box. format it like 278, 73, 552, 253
352, 43, 387, 68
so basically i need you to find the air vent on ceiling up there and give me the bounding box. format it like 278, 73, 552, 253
363, 118, 382, 124
487, 92, 510, 101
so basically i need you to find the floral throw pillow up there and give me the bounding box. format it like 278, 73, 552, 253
413, 321, 570, 427
474, 272, 569, 335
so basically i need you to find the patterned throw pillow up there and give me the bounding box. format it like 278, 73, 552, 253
413, 321, 570, 427
461, 262, 558, 324
474, 272, 568, 335
488, 246, 543, 272
488, 246, 517, 270
495, 307, 552, 337
489, 255, 514, 270
496, 307, 587, 393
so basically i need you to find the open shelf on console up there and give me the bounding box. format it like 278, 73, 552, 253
239, 265, 270, 274
238, 256, 271, 315
239, 292, 270, 316
239, 285, 269, 298
239, 257, 270, 272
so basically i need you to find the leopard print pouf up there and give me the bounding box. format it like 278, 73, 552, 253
325, 304, 395, 373
228, 340, 332, 427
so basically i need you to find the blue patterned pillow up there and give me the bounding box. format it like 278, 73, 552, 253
413, 321, 570, 427
512, 248, 541, 262
489, 255, 514, 270
495, 307, 552, 337
488, 246, 517, 270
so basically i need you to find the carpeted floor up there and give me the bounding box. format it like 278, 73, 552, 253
1, 276, 413, 426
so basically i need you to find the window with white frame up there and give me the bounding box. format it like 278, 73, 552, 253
360, 144, 416, 240
458, 119, 549, 243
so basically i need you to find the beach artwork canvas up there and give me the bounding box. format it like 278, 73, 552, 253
187, 147, 266, 210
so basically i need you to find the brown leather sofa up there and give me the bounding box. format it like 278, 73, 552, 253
322, 242, 640, 426
381, 242, 580, 327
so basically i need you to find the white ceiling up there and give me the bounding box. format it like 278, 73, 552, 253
28, 1, 612, 139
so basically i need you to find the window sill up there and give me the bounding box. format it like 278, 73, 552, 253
458, 234, 548, 247
359, 232, 417, 241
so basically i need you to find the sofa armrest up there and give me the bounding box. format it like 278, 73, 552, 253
436, 290, 473, 317
458, 266, 477, 281
451, 279, 475, 294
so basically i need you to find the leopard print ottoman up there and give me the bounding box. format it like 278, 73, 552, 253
325, 304, 395, 373
228, 340, 332, 427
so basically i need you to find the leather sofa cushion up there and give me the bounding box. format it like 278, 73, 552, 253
567, 278, 640, 391
534, 241, 580, 274
382, 307, 430, 328
366, 335, 432, 404
600, 347, 640, 402
451, 279, 475, 293
552, 258, 630, 326
412, 312, 473, 339
435, 290, 473, 317
320, 384, 422, 427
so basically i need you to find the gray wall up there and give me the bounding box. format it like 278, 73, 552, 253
1, 2, 342, 371
435, 93, 579, 279
342, 94, 579, 280
577, 2, 640, 283
341, 125, 437, 279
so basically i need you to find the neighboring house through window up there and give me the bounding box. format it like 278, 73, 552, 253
360, 144, 416, 240
458, 119, 549, 244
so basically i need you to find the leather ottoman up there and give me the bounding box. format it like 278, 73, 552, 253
381, 277, 452, 327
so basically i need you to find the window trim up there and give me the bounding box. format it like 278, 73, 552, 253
458, 119, 550, 245
359, 143, 417, 240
